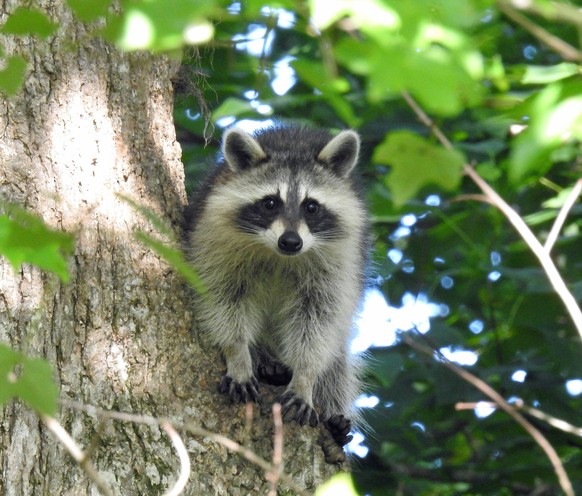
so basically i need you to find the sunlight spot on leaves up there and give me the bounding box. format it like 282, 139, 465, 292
315, 472, 359, 496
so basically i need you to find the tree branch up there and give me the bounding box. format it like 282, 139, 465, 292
544, 178, 582, 253
503, 0, 582, 28
456, 400, 582, 437
401, 90, 582, 342
162, 422, 191, 496
497, 1, 582, 62
403, 334, 574, 496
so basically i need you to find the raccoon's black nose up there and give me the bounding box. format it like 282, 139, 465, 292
278, 231, 303, 254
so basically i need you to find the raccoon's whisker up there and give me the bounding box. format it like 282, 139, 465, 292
313, 230, 344, 241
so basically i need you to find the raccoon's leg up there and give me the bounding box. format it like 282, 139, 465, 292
200, 297, 261, 404
280, 387, 319, 427
219, 345, 260, 403
277, 321, 338, 428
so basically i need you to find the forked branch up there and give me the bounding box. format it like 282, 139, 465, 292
401, 91, 582, 342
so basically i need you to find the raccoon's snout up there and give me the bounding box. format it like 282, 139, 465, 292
278, 231, 303, 254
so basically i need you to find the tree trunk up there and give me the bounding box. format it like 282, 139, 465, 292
0, 3, 338, 495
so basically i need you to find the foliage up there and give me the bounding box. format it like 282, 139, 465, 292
0, 0, 219, 95
374, 131, 465, 207
0, 205, 71, 416
0, 204, 74, 282
0, 344, 58, 416
0, 7, 58, 38
315, 472, 358, 496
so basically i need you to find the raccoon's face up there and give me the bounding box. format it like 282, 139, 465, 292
219, 126, 362, 257
236, 178, 340, 256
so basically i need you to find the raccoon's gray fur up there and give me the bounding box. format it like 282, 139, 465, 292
184, 125, 369, 452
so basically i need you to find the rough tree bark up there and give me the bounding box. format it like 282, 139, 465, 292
0, 3, 339, 495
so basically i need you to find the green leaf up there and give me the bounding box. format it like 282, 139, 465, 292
0, 7, 58, 38
315, 473, 358, 496
67, 0, 112, 22
332, 1, 485, 116
0, 56, 27, 96
292, 59, 360, 127
375, 131, 465, 206
521, 63, 579, 84
309, 0, 400, 34
0, 206, 73, 281
211, 97, 257, 122
508, 78, 582, 183
336, 39, 483, 116
0, 344, 58, 415
103, 0, 215, 52
405, 48, 484, 116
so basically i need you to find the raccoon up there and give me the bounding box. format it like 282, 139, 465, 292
184, 125, 370, 455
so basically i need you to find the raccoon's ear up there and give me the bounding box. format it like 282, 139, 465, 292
222, 128, 267, 172
317, 130, 360, 178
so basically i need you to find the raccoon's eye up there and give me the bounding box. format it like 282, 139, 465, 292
263, 197, 278, 210
304, 200, 319, 214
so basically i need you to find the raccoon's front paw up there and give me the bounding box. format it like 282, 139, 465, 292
280, 391, 319, 427
219, 375, 260, 404
323, 414, 353, 447
258, 359, 292, 386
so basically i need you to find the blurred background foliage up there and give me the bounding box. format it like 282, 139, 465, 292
1, 0, 581, 494
172, 1, 582, 494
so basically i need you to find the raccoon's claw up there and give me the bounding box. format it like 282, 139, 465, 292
219, 375, 260, 404
258, 359, 292, 386
280, 391, 319, 427
323, 414, 353, 447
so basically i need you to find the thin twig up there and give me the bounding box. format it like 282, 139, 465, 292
61, 400, 311, 496
504, 0, 582, 29
464, 165, 582, 338
451, 193, 495, 206
162, 422, 191, 496
456, 401, 582, 437
41, 415, 114, 496
267, 403, 284, 496
544, 178, 582, 252
497, 1, 582, 61
401, 90, 582, 342
400, 92, 450, 146
403, 334, 574, 496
